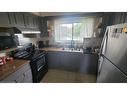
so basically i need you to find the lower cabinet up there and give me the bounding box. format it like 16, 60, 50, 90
60, 52, 82, 72
47, 51, 61, 69
47, 51, 98, 74
47, 51, 81, 71
79, 54, 98, 75
1, 63, 33, 83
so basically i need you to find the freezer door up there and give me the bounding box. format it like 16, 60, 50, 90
103, 27, 127, 74
97, 58, 127, 83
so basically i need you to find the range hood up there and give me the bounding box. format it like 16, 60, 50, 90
0, 27, 41, 35
17, 27, 40, 34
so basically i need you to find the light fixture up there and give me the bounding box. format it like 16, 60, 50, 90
22, 31, 41, 34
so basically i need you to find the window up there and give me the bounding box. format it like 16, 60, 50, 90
73, 23, 82, 41
55, 17, 94, 42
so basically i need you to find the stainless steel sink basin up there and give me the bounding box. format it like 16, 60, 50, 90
62, 48, 83, 53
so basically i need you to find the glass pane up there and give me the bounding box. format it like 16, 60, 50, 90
56, 23, 72, 42
54, 17, 94, 43
73, 23, 83, 41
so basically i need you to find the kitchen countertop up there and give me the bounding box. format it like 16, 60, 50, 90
0, 47, 18, 53
40, 47, 63, 52
40, 47, 99, 54
39, 47, 83, 53
0, 59, 30, 81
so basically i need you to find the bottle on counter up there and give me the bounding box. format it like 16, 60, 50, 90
0, 53, 6, 65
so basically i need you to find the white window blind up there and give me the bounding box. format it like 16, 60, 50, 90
54, 17, 95, 42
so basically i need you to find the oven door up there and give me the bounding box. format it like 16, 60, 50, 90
36, 56, 46, 71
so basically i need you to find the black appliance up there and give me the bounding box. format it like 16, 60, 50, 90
30, 50, 48, 83
97, 23, 127, 83
37, 41, 45, 48
10, 43, 35, 60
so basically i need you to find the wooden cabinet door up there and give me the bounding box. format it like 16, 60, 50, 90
23, 69, 33, 83
80, 54, 98, 75
23, 14, 29, 27
47, 51, 61, 69
0, 12, 39, 29
60, 52, 82, 72
23, 13, 33, 28
20, 13, 39, 29
28, 15, 35, 28
7, 12, 16, 26
25, 14, 39, 29
33, 16, 39, 29
0, 12, 10, 27
14, 12, 25, 27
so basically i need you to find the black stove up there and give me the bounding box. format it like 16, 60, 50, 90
10, 43, 48, 83
30, 50, 48, 83
10, 43, 35, 60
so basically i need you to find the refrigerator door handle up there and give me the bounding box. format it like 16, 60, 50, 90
99, 26, 109, 56
98, 54, 106, 76
98, 27, 109, 76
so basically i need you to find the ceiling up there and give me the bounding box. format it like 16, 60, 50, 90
32, 12, 90, 17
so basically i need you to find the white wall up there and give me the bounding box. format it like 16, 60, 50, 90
15, 34, 38, 46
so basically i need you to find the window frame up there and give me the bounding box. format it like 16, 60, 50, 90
55, 22, 83, 42
54, 17, 95, 43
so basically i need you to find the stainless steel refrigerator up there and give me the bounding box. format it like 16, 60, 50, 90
97, 23, 127, 83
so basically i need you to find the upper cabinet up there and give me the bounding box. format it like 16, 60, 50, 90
7, 12, 25, 28
0, 12, 39, 30
0, 13, 10, 27
24, 13, 39, 29
33, 16, 39, 29
14, 12, 25, 28
8, 13, 16, 27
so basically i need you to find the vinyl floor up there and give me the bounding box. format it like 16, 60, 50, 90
41, 69, 96, 83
